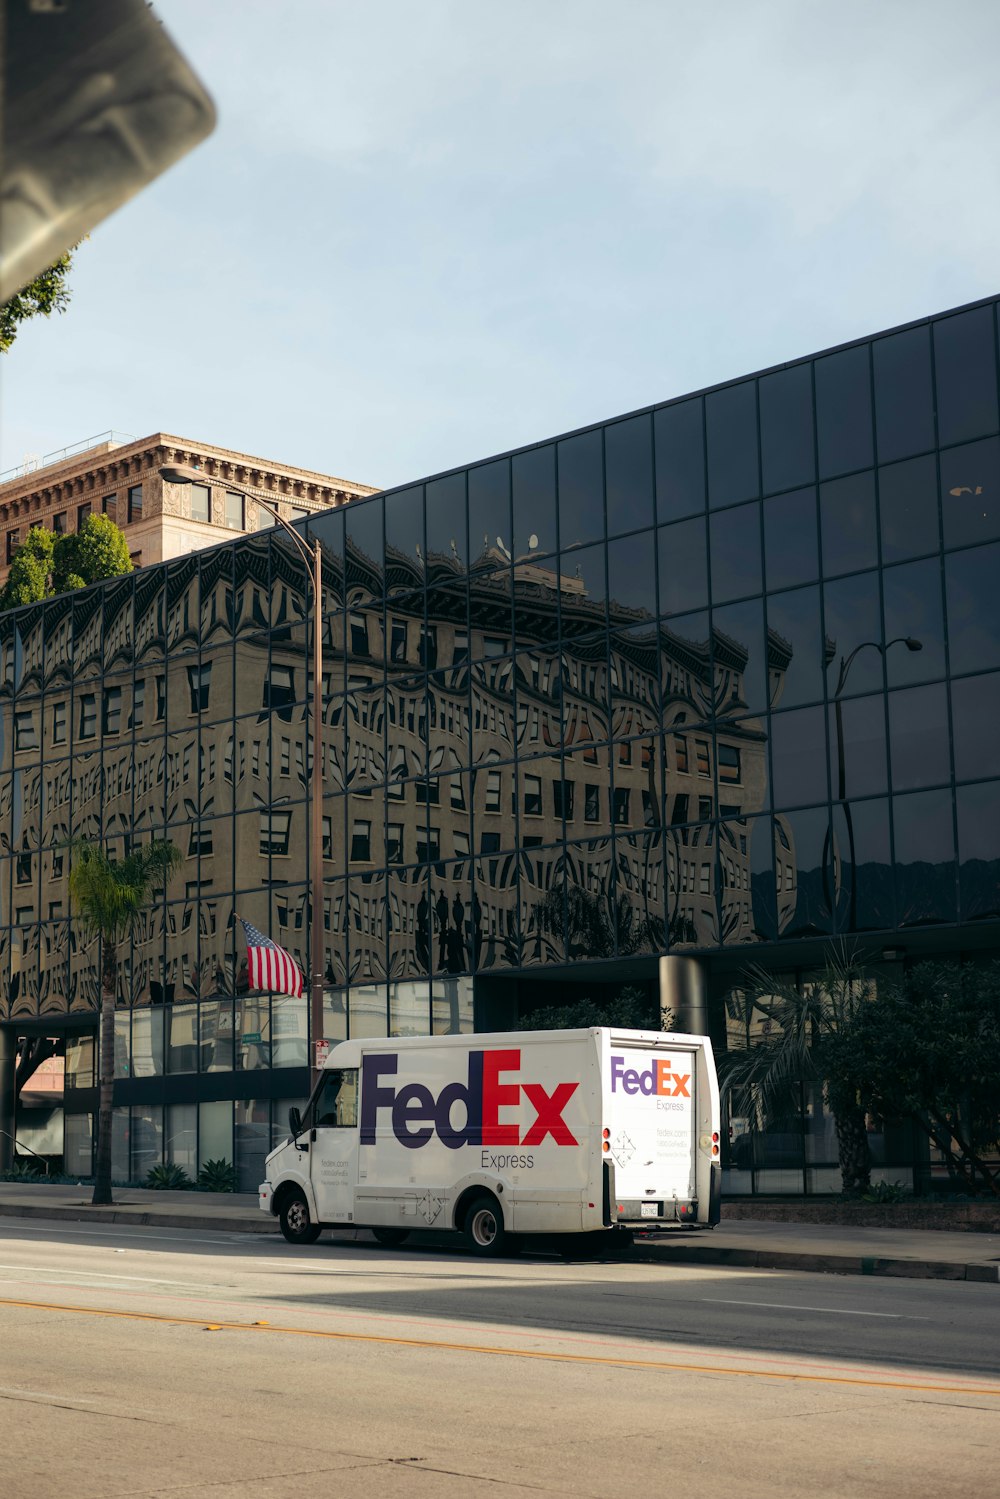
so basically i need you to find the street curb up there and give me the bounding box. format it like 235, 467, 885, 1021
0, 1202, 996, 1281
629, 1242, 1000, 1283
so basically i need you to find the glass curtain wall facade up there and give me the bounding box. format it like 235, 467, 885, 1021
1, 295, 998, 1189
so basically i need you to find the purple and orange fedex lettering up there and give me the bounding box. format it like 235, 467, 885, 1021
610, 1054, 691, 1099
359, 1049, 579, 1150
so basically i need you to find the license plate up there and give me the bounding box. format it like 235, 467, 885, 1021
640, 1202, 658, 1218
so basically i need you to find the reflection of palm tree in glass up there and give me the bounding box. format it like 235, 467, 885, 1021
827, 636, 922, 931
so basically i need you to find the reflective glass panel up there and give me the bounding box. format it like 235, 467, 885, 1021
657, 517, 708, 616
829, 693, 887, 800
819, 472, 878, 576
764, 487, 818, 591
513, 445, 557, 558
759, 362, 815, 495
426, 472, 467, 566
607, 531, 656, 617
815, 343, 874, 479
766, 586, 823, 709
956, 781, 1000, 922
946, 542, 1000, 675
873, 325, 935, 464
654, 398, 705, 522
557, 429, 604, 549
888, 684, 950, 792
882, 559, 945, 686
933, 306, 999, 448
775, 807, 833, 939
879, 454, 939, 562
605, 413, 654, 536
770, 706, 827, 810
709, 501, 761, 603
823, 572, 883, 695
950, 672, 1000, 783
706, 382, 758, 510
468, 459, 510, 567
833, 797, 892, 933
712, 599, 767, 716
892, 788, 957, 926
939, 436, 1000, 549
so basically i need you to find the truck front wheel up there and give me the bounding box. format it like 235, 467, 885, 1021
279, 1188, 322, 1245
463, 1193, 508, 1256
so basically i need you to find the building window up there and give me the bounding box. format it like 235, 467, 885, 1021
102, 687, 122, 735
449, 776, 465, 810
699, 864, 711, 896
349, 613, 370, 657
350, 819, 372, 861
156, 675, 166, 721
718, 743, 742, 784
485, 769, 501, 813
263, 665, 295, 721
14, 711, 37, 751
52, 700, 67, 745
224, 492, 244, 530
698, 795, 713, 821
16, 848, 32, 885
190, 484, 211, 524
612, 787, 630, 825
453, 632, 469, 665
53, 512, 67, 535
188, 823, 214, 856
480, 831, 501, 854
553, 779, 575, 820
419, 625, 438, 669
695, 738, 711, 778
390, 620, 408, 663
259, 809, 291, 856
417, 828, 440, 863
386, 823, 404, 864
187, 663, 212, 713
130, 680, 145, 729
673, 734, 689, 774
454, 830, 470, 856
6, 530, 19, 563
127, 484, 143, 523
257, 502, 277, 529
77, 501, 92, 530
102, 495, 116, 519
672, 793, 689, 824
584, 783, 600, 822
78, 694, 97, 740
523, 774, 542, 816
415, 778, 440, 806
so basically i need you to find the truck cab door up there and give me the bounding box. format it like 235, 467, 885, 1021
309, 1068, 360, 1225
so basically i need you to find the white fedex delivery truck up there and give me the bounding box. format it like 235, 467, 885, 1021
260, 1028, 721, 1254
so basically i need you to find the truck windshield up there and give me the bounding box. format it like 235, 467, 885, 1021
315, 1069, 359, 1129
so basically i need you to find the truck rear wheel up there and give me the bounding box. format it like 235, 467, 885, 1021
372, 1227, 410, 1247
463, 1193, 508, 1256
279, 1188, 322, 1245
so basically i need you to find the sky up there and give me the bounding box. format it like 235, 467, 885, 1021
2, 0, 999, 492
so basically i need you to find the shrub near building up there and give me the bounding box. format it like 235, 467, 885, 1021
0, 514, 132, 609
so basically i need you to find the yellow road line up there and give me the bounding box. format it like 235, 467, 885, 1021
2, 1296, 997, 1398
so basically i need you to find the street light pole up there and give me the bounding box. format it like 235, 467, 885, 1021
160, 467, 326, 1087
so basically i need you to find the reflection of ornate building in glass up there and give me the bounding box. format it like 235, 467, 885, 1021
1, 294, 998, 1190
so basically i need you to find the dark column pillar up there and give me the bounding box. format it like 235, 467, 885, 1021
659, 955, 708, 1036
0, 1029, 15, 1172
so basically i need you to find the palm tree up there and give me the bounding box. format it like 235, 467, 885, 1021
68, 838, 181, 1205
720, 949, 876, 1197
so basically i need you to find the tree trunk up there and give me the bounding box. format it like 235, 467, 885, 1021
92, 939, 117, 1206
835, 1104, 872, 1198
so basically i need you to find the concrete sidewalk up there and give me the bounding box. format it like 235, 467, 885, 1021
0, 1181, 997, 1282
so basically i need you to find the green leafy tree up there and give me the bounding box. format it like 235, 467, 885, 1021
0, 250, 75, 353
68, 839, 181, 1205
520, 986, 663, 1032
721, 951, 876, 1197
0, 526, 55, 608
53, 514, 133, 592
850, 961, 1000, 1198
0, 517, 132, 614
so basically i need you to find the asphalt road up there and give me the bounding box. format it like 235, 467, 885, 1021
0, 1218, 997, 1499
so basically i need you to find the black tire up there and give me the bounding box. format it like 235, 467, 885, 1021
463, 1193, 508, 1256
279, 1188, 322, 1245
371, 1227, 410, 1247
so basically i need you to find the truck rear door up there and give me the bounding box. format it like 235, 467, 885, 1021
604, 1043, 697, 1221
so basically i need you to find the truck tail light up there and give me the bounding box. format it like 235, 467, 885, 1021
712, 1130, 720, 1157
602, 1127, 610, 1154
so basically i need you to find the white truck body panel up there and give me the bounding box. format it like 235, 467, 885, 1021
261, 1027, 720, 1239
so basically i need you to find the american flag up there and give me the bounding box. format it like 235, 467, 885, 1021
237, 915, 304, 998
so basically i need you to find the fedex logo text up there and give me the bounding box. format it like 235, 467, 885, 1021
360, 1049, 580, 1151
611, 1054, 690, 1099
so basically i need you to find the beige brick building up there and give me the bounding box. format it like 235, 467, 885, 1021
0, 431, 377, 580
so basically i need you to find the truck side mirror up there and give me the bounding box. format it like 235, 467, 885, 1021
288, 1107, 302, 1138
